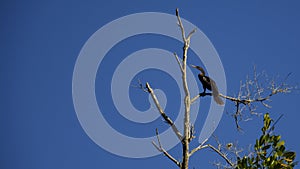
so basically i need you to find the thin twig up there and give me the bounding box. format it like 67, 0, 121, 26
269, 114, 284, 133
206, 144, 235, 167
174, 52, 183, 73
176, 8, 186, 42
189, 138, 208, 156
189, 81, 288, 130
152, 128, 181, 167
189, 143, 235, 167
218, 70, 293, 130
187, 28, 197, 41
131, 79, 148, 92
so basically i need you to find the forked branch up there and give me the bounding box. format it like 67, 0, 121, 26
190, 142, 235, 167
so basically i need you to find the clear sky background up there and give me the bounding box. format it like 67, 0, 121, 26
1, 1, 300, 169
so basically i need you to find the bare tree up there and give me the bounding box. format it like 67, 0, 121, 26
146, 8, 196, 169
137, 8, 296, 169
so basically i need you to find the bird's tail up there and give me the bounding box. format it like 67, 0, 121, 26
213, 93, 224, 105
211, 82, 224, 105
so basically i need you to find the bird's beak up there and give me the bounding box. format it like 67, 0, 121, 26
190, 64, 197, 68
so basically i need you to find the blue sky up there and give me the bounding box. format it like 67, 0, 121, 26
1, 1, 300, 169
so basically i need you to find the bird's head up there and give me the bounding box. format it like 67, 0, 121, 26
190, 64, 206, 75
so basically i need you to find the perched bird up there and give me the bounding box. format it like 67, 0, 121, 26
191, 65, 224, 105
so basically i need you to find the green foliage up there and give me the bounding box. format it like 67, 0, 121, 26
236, 113, 298, 169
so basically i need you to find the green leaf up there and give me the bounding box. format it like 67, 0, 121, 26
284, 151, 296, 161
237, 113, 297, 169
276, 140, 285, 148
262, 144, 271, 151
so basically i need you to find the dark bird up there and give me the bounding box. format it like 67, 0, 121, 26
191, 65, 224, 105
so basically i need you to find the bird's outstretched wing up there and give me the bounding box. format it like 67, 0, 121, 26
210, 78, 224, 105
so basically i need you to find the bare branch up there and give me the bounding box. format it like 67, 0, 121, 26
152, 129, 181, 167
176, 8, 186, 42
217, 69, 294, 130
187, 28, 197, 41
206, 144, 235, 167
131, 79, 149, 93
189, 70, 291, 130
191, 92, 212, 104
174, 52, 183, 73
146, 82, 183, 141
175, 8, 196, 57
190, 143, 235, 167
189, 138, 208, 156
190, 95, 200, 104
